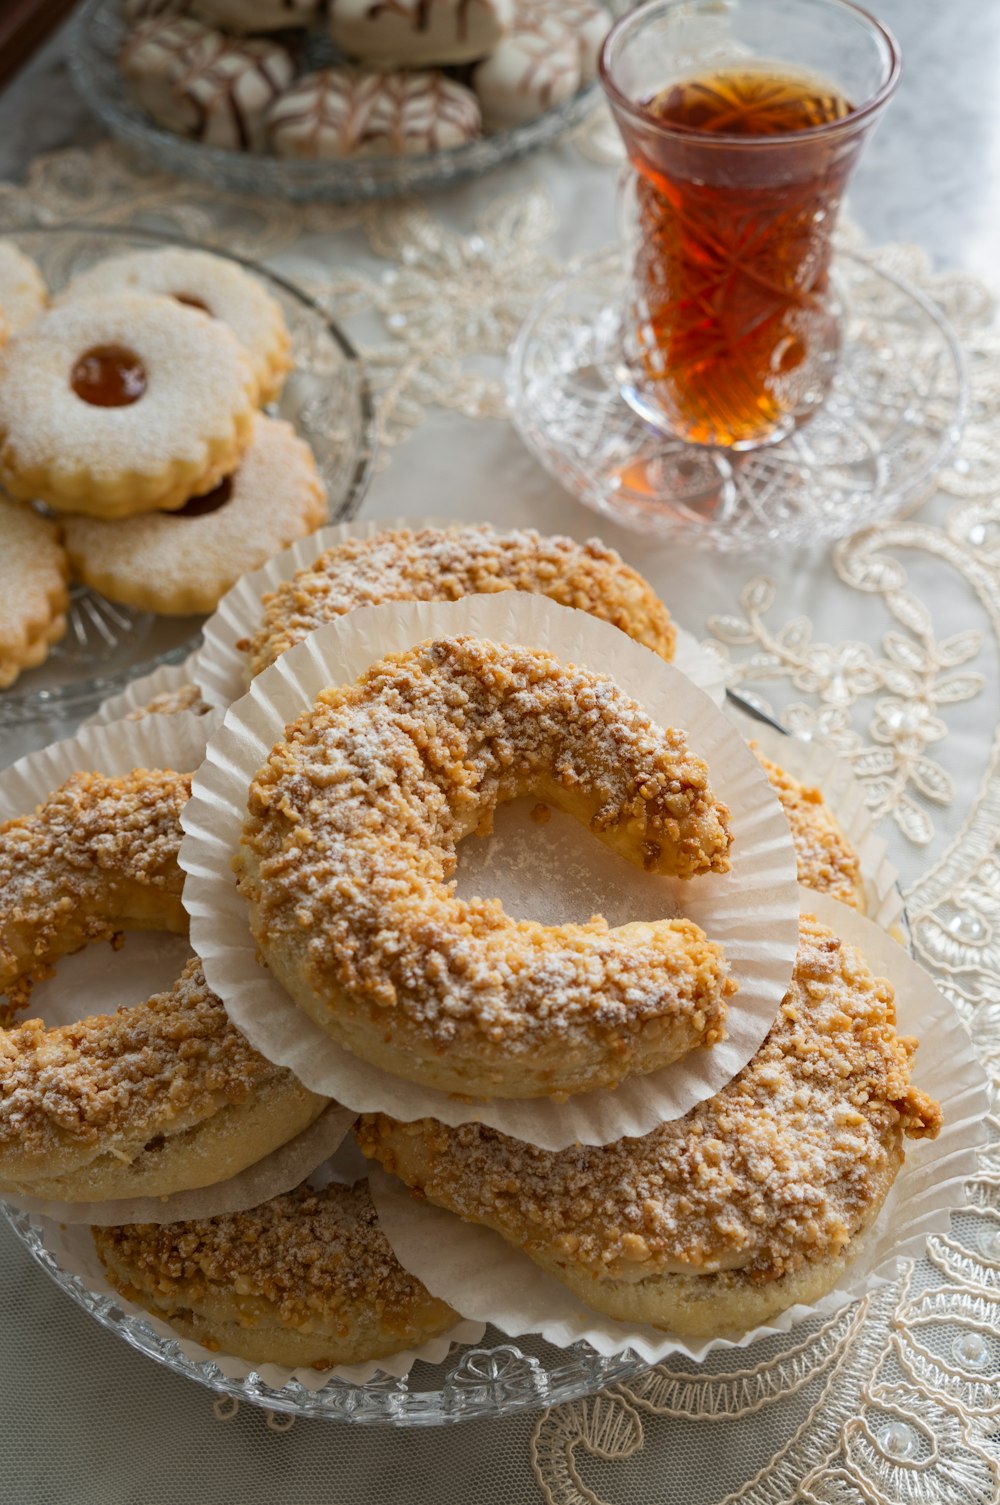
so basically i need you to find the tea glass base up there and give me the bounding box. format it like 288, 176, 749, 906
508, 248, 967, 551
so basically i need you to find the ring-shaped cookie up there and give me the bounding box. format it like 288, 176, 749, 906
0, 767, 327, 1202
0, 294, 257, 518
236, 635, 735, 1100
358, 916, 942, 1336
59, 248, 292, 404
94, 1178, 458, 1368
64, 414, 327, 616
246, 524, 678, 677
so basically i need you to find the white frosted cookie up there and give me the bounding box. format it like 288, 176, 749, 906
269, 67, 481, 157
122, 18, 294, 150
0, 295, 257, 519
64, 414, 327, 616
0, 245, 47, 337
518, 0, 609, 79
192, 0, 323, 32
120, 17, 217, 134
122, 0, 191, 20
328, 0, 513, 68
472, 16, 580, 129
0, 499, 69, 690
58, 248, 291, 406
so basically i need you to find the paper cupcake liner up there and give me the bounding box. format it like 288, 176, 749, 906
81, 655, 206, 730
180, 590, 800, 1149
31, 1208, 486, 1391
1, 1103, 357, 1226
726, 709, 904, 934
191, 515, 727, 710
367, 887, 991, 1365
0, 707, 221, 824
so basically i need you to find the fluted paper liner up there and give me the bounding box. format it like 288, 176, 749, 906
31, 1206, 486, 1390
2, 1102, 357, 1225
191, 515, 729, 710
180, 591, 800, 1149
0, 710, 358, 1222
726, 710, 904, 934
367, 888, 991, 1364
81, 654, 205, 730
0, 707, 221, 825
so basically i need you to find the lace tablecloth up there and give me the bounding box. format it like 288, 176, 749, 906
1, 94, 999, 1505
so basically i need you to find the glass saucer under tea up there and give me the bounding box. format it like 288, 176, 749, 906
0, 225, 375, 740
508, 248, 967, 551
71, 0, 602, 203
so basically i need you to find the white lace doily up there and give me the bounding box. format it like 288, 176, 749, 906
0, 141, 998, 1505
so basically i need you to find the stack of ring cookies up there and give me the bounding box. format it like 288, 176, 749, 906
1, 521, 947, 1382
0, 240, 329, 689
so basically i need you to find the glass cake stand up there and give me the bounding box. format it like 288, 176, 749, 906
70, 0, 603, 203
508, 248, 968, 551
0, 225, 375, 740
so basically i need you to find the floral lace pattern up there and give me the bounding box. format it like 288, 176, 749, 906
1, 142, 998, 1504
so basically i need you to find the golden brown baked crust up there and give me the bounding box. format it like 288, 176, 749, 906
244, 525, 677, 677
0, 766, 327, 1201
236, 635, 735, 1099
0, 768, 190, 1012
358, 916, 941, 1334
0, 956, 326, 1201
93, 1179, 458, 1368
0, 498, 69, 690
126, 684, 212, 721
757, 750, 865, 909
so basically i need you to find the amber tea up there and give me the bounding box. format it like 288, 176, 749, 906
622, 62, 861, 447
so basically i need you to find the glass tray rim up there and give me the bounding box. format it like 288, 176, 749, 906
69, 0, 603, 203
0, 221, 376, 729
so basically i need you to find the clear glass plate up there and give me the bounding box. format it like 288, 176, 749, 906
69, 0, 601, 203
0, 225, 375, 736
508, 247, 967, 551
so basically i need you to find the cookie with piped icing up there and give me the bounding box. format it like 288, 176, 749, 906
64, 413, 327, 615
328, 0, 513, 69
472, 16, 580, 129
269, 66, 480, 157
517, 0, 609, 79
191, 0, 323, 31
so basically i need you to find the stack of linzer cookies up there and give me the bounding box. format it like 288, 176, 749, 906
1, 508, 971, 1383
119, 0, 610, 160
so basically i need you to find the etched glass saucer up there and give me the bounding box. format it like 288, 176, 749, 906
0, 225, 375, 739
508, 248, 967, 551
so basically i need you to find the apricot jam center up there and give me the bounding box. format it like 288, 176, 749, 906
71, 345, 147, 407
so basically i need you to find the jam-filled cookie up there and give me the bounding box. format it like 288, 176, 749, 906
59, 247, 292, 405
0, 499, 69, 690
0, 295, 257, 519
64, 414, 327, 616
0, 244, 46, 338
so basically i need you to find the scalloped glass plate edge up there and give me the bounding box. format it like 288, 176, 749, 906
2, 1204, 646, 1425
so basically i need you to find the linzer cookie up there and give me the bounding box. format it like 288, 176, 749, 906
58, 247, 292, 405
0, 295, 257, 519
122, 18, 293, 150
0, 499, 69, 691
472, 16, 580, 129
64, 414, 328, 616
328, 0, 513, 68
192, 0, 324, 31
0, 244, 46, 337
268, 67, 481, 157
